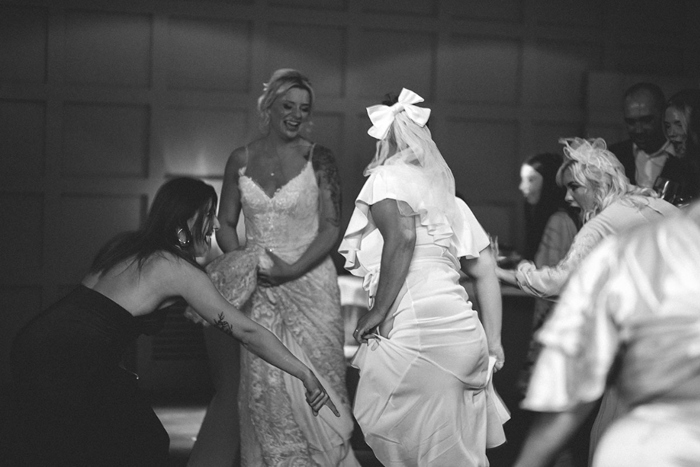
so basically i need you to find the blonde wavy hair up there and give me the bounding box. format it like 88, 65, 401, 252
257, 68, 314, 132
555, 137, 657, 223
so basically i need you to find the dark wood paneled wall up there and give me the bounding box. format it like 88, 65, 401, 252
1, 0, 698, 390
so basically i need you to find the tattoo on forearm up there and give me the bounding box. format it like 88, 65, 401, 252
213, 312, 234, 337
312, 146, 342, 227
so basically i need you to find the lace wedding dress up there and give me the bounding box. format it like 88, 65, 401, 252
234, 146, 358, 467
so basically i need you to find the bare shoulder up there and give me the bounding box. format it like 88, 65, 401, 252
143, 252, 205, 287
225, 145, 250, 175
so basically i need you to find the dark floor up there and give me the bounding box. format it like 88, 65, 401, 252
154, 400, 535, 467
154, 399, 383, 467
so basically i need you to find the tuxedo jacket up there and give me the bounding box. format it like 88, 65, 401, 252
607, 139, 698, 200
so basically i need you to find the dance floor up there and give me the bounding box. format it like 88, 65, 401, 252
153, 404, 206, 467
153, 403, 382, 467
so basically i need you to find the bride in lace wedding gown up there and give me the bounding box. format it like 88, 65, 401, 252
189, 69, 358, 467
235, 143, 356, 466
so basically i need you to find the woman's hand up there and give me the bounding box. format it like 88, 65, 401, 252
302, 370, 340, 417
353, 307, 386, 344
490, 343, 506, 372
489, 235, 500, 261
258, 249, 298, 287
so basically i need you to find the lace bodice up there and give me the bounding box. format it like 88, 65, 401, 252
239, 155, 319, 264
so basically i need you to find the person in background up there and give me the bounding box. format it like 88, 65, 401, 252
340, 88, 507, 466
514, 200, 700, 467
506, 153, 584, 466
496, 137, 676, 300
190, 69, 358, 467
607, 82, 687, 195
1, 177, 338, 467
519, 153, 579, 265
518, 152, 580, 368
663, 88, 700, 203
496, 137, 678, 462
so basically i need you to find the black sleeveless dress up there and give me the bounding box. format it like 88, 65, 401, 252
3, 285, 170, 466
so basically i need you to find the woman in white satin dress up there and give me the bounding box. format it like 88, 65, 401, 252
514, 201, 700, 467
189, 69, 358, 467
339, 89, 508, 467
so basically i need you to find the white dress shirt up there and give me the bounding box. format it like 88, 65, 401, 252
633, 140, 675, 188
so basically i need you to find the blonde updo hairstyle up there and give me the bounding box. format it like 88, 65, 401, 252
257, 68, 315, 132
555, 137, 656, 223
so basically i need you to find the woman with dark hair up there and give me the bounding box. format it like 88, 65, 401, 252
509, 153, 582, 466
517, 153, 579, 389
520, 153, 579, 262
4, 177, 338, 467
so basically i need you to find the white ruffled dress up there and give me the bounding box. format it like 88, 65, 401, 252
339, 165, 508, 467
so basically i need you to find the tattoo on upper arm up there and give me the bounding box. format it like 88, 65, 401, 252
312, 146, 342, 227
213, 312, 234, 337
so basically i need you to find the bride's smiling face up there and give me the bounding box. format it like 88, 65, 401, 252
269, 87, 311, 140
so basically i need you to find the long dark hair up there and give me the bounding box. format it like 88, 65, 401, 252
90, 177, 218, 275
523, 152, 579, 260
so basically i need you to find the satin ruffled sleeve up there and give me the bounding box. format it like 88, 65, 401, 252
452, 197, 490, 259
515, 219, 604, 298
521, 238, 621, 412
338, 166, 489, 274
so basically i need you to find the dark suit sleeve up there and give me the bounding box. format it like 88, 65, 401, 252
607, 140, 636, 185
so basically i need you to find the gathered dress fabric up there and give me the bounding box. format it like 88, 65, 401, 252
3, 285, 170, 467
339, 165, 509, 467
235, 144, 358, 467
522, 206, 700, 466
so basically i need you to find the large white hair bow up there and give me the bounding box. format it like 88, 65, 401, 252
366, 88, 431, 140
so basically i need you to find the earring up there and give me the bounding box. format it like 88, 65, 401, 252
177, 228, 190, 247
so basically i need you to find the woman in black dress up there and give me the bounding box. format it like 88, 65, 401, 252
4, 177, 338, 467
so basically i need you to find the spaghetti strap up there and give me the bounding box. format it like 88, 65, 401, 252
239, 145, 250, 176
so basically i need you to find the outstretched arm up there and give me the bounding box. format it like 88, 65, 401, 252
462, 246, 504, 370
495, 264, 518, 287
166, 259, 339, 417
259, 146, 342, 285
354, 198, 416, 344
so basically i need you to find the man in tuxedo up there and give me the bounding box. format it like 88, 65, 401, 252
608, 82, 683, 192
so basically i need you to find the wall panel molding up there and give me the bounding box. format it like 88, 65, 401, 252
1, 0, 698, 391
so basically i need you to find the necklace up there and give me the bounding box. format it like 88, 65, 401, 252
268, 146, 286, 178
